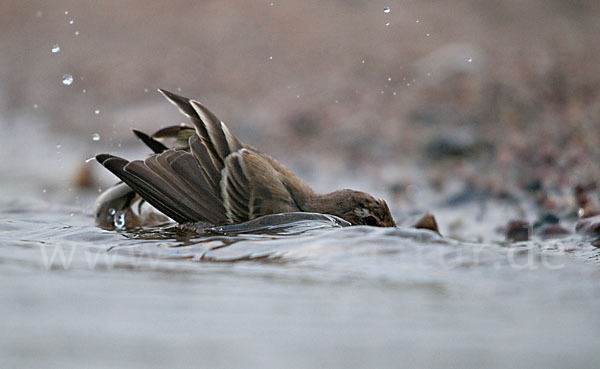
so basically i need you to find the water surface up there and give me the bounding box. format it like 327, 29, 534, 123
1, 121, 600, 369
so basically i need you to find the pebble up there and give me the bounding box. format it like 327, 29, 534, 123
575, 215, 600, 236
411, 212, 441, 235
505, 220, 530, 242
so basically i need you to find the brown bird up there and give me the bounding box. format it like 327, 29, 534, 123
95, 89, 396, 228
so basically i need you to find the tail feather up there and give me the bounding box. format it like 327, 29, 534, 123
132, 129, 168, 154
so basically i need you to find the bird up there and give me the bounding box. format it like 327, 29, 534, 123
95, 89, 397, 228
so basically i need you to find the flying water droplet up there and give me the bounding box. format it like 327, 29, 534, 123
416, 19, 420, 23
42, 189, 47, 193
385, 22, 390, 26
269, 56, 273, 60
109, 208, 116, 216
387, 77, 392, 81
92, 133, 100, 141
56, 144, 62, 149
62, 74, 73, 85
64, 11, 69, 15
75, 31, 80, 36
82, 89, 86, 93
33, 104, 39, 109
36, 11, 43, 18
467, 57, 473, 63
384, 7, 390, 13
94, 109, 100, 115
69, 19, 74, 24
51, 44, 60, 53
426, 33, 430, 37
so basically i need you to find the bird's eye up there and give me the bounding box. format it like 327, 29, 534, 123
363, 215, 378, 226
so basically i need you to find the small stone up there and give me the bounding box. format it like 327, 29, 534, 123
536, 224, 570, 239
411, 212, 441, 235
575, 215, 600, 236
505, 220, 530, 242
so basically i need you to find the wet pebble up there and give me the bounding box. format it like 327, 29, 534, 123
575, 215, 600, 236
411, 212, 441, 235
505, 220, 530, 242
536, 224, 571, 239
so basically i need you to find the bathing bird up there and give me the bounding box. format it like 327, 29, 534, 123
95, 90, 397, 228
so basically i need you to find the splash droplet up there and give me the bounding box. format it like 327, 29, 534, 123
114, 211, 126, 229
92, 133, 100, 141
51, 44, 60, 53
384, 7, 390, 13
62, 74, 73, 85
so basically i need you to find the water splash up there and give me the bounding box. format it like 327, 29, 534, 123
62, 74, 73, 86
114, 211, 126, 229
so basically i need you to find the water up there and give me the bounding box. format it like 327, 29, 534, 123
1, 118, 600, 368
61, 74, 73, 86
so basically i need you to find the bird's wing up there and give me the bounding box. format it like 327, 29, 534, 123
96, 149, 228, 224
97, 89, 301, 225
221, 148, 299, 223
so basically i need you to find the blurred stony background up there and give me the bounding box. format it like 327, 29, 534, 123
2, 0, 600, 224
